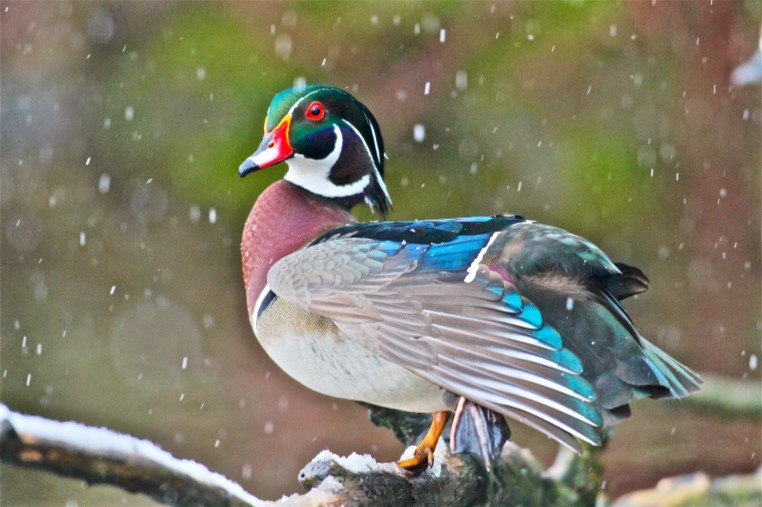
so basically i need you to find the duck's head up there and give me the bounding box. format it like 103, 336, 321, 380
239, 84, 391, 216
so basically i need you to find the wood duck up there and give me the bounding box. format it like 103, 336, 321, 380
238, 84, 701, 471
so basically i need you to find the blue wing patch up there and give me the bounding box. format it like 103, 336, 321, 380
310, 215, 526, 246
309, 216, 573, 355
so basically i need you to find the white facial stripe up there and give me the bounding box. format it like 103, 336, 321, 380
340, 119, 392, 204
373, 161, 391, 205
287, 88, 328, 117
362, 113, 391, 204
279, 88, 391, 206
284, 125, 373, 198
364, 111, 382, 164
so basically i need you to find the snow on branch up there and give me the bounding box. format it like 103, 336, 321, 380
1, 403, 600, 506
0, 404, 263, 506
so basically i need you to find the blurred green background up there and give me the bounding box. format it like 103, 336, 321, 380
1, 1, 760, 505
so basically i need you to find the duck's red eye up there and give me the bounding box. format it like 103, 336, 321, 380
305, 101, 325, 121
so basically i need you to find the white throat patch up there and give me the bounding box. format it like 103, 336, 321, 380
284, 124, 371, 198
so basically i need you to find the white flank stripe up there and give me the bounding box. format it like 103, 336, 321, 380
463, 232, 499, 283
252, 284, 272, 336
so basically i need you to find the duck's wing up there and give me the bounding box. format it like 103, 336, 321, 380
268, 216, 603, 452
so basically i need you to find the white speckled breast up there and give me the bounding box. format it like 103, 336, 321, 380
253, 298, 446, 413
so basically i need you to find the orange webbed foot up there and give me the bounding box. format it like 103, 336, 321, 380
396, 411, 450, 473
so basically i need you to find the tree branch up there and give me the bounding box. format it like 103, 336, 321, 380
0, 404, 262, 507
0, 403, 598, 506
683, 374, 761, 418
6, 395, 757, 506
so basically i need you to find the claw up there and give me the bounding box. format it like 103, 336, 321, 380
396, 446, 435, 473
396, 411, 450, 472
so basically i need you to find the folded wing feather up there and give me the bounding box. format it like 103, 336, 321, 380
267, 236, 603, 452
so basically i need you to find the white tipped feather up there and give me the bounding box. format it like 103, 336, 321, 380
452, 371, 598, 426
464, 233, 499, 283
461, 358, 592, 402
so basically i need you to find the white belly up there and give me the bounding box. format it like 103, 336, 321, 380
254, 299, 446, 413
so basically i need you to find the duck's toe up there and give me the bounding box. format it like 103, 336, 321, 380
395, 411, 450, 473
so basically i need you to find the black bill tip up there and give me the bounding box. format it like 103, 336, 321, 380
239, 158, 260, 178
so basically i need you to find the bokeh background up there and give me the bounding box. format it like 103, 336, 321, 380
2, 1, 760, 505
